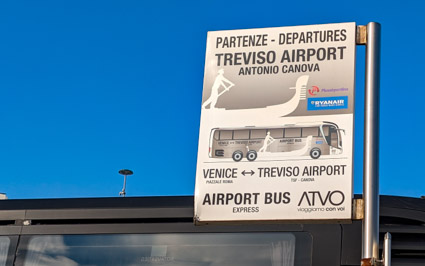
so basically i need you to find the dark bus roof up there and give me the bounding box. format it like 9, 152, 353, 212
0, 195, 424, 266
1, 194, 424, 216
0, 195, 424, 226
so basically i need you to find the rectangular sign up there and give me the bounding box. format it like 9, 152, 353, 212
195, 22, 356, 223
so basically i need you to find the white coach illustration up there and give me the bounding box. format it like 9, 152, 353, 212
208, 122, 344, 161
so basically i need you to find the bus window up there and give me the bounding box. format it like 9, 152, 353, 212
302, 127, 319, 137
19, 232, 312, 266
0, 237, 9, 266
220, 130, 233, 140
233, 130, 249, 140
320, 126, 329, 137
285, 128, 301, 138
269, 128, 284, 138
320, 126, 331, 144
250, 129, 267, 139
330, 126, 339, 148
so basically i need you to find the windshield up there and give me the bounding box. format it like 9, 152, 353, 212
0, 237, 10, 266
320, 125, 341, 149
20, 232, 312, 266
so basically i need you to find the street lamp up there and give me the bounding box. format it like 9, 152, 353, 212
119, 169, 133, 197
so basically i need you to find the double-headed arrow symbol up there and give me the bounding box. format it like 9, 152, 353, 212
242, 170, 255, 176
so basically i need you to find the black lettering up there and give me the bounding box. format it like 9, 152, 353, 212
234, 193, 243, 205
340, 29, 347, 41
217, 193, 225, 205
215, 54, 223, 66
202, 194, 211, 205
338, 46, 346, 59
296, 49, 306, 62
298, 192, 312, 206
279, 33, 285, 44
283, 192, 291, 203
216, 37, 223, 48
327, 47, 337, 60
292, 32, 299, 43
225, 193, 234, 205
280, 50, 291, 63
265, 193, 272, 204
329, 190, 345, 206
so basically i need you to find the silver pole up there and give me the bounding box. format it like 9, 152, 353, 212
362, 22, 381, 261
120, 175, 127, 197
383, 233, 392, 266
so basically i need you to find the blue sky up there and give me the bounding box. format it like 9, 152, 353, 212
0, 0, 424, 199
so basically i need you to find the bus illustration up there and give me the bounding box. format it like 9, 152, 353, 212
208, 122, 344, 161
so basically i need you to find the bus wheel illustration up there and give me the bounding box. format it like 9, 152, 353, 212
246, 150, 257, 161
232, 151, 243, 162
310, 148, 321, 159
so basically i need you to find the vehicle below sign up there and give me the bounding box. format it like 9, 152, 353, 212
209, 122, 344, 161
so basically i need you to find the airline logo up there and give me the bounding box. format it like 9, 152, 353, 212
309, 86, 349, 96
308, 86, 320, 96
308, 96, 348, 110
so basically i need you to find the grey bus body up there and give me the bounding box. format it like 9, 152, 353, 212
0, 195, 424, 266
209, 121, 343, 161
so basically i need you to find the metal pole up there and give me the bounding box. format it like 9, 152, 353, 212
120, 175, 127, 197
383, 233, 392, 266
362, 22, 381, 262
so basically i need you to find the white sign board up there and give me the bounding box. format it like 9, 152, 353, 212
195, 22, 356, 223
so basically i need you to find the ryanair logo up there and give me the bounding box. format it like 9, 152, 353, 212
308, 96, 348, 110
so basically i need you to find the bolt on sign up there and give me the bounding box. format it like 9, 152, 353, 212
195, 22, 356, 224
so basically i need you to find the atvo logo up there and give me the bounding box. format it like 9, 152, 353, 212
297, 190, 345, 206
308, 86, 320, 96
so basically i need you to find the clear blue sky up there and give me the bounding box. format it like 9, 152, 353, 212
0, 0, 424, 199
